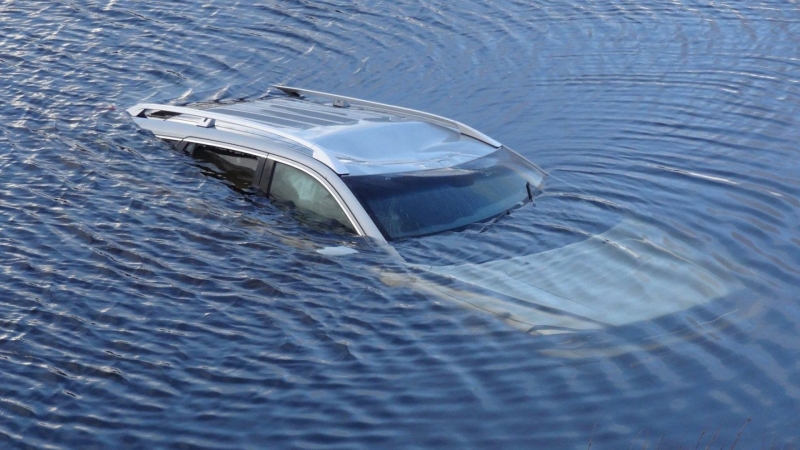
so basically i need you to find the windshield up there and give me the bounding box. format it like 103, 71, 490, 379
343, 147, 545, 240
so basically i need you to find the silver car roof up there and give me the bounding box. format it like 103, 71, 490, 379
127, 86, 502, 177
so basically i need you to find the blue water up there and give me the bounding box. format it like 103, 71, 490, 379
2, 1, 800, 448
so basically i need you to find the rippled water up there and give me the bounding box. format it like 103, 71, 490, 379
2, 0, 800, 448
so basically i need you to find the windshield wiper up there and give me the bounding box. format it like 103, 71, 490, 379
479, 200, 526, 234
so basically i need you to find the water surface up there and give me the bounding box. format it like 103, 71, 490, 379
1, 0, 800, 448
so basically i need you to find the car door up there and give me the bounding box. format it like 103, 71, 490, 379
176, 140, 368, 238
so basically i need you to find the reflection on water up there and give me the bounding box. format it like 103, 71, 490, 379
1, 0, 800, 448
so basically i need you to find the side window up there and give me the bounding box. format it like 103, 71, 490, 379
269, 162, 356, 234
191, 143, 259, 189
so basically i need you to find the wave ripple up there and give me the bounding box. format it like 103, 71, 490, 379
1, 0, 800, 448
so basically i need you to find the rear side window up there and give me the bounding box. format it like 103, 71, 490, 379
269, 162, 355, 234
191, 143, 259, 189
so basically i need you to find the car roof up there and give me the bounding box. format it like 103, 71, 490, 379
127, 86, 502, 177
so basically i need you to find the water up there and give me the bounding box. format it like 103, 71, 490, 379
2, 0, 800, 448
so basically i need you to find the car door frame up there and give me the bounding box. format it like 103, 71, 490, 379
174, 137, 386, 243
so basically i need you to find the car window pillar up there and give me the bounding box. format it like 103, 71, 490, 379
253, 158, 275, 195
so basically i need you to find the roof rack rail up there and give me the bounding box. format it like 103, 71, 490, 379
274, 86, 502, 148
126, 103, 350, 175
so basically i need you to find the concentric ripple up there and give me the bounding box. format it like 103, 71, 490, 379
1, 0, 800, 448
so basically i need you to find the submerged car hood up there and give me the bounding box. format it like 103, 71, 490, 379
406, 219, 735, 332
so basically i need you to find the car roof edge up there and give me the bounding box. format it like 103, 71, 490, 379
126, 103, 350, 175
274, 85, 502, 148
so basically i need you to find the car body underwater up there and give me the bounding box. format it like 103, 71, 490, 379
127, 86, 737, 334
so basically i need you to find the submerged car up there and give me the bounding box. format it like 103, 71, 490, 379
128, 86, 545, 242
128, 86, 734, 333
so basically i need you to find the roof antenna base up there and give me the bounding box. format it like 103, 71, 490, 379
332, 99, 350, 108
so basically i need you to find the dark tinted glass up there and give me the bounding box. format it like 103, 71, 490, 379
192, 144, 259, 189
343, 148, 544, 240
